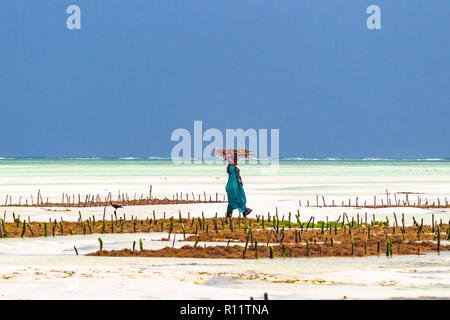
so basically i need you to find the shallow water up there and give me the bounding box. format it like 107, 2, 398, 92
0, 233, 449, 300
0, 159, 449, 299
1, 250, 449, 299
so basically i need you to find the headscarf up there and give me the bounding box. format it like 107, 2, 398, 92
224, 154, 234, 164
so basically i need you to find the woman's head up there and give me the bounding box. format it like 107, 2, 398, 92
224, 154, 234, 164
224, 153, 238, 166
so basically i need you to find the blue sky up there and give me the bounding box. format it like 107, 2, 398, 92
0, 0, 449, 158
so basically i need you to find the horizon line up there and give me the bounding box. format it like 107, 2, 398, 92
0, 157, 449, 161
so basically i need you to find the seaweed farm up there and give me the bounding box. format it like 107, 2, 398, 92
0, 159, 449, 299
3, 213, 449, 258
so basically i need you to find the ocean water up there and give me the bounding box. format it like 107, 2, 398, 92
1, 158, 450, 178
1, 158, 449, 198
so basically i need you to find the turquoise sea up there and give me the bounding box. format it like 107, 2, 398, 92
1, 158, 449, 178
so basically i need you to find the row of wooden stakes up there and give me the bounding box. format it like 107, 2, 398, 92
0, 186, 227, 207
300, 190, 449, 209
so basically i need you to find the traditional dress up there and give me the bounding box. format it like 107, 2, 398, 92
225, 164, 247, 214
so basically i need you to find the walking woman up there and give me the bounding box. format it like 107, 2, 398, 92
224, 151, 252, 218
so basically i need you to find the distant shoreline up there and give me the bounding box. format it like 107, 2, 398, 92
0, 157, 449, 162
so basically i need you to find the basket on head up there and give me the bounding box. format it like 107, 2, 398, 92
214, 148, 256, 161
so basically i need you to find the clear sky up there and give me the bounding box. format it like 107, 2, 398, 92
0, 0, 449, 158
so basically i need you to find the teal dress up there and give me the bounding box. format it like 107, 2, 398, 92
226, 164, 247, 213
